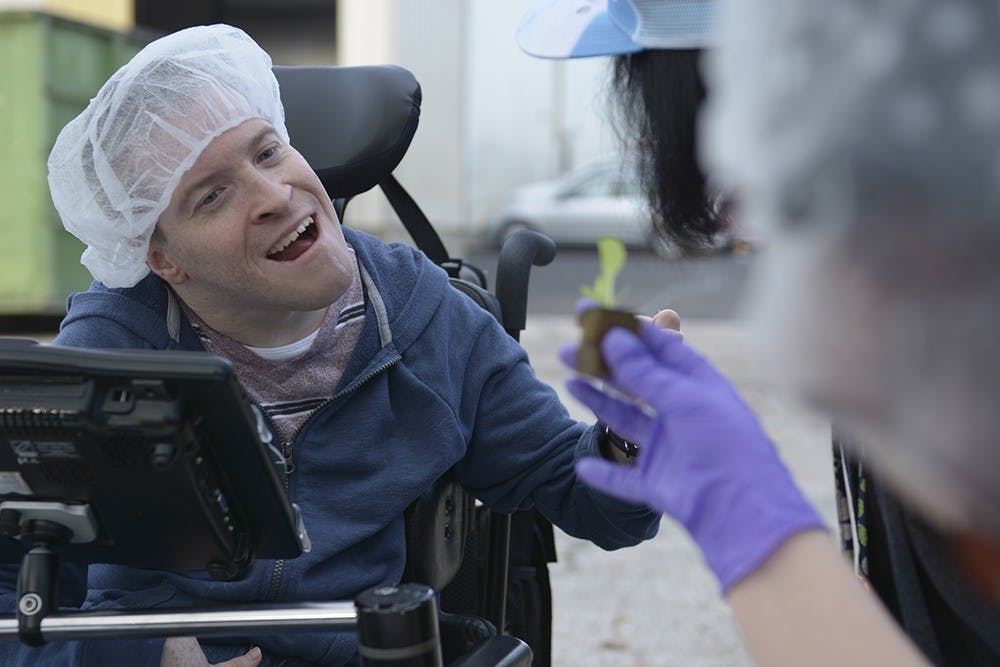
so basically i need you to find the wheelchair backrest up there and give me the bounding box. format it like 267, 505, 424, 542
274, 65, 420, 200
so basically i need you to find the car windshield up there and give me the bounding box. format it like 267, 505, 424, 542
558, 159, 639, 199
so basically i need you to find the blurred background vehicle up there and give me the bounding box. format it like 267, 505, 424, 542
486, 156, 667, 251
485, 156, 746, 258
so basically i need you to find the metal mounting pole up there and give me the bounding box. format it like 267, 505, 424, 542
0, 602, 357, 642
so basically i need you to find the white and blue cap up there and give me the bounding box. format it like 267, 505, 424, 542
517, 0, 717, 59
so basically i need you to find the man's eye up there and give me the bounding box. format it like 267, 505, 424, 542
200, 189, 222, 207
258, 146, 278, 163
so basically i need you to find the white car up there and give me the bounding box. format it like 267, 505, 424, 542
488, 158, 661, 251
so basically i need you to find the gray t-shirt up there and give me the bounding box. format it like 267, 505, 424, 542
187, 249, 365, 445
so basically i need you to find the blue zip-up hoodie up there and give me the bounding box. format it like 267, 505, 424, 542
0, 228, 659, 665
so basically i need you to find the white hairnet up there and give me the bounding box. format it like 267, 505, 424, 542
702, 0, 1000, 537
48, 24, 288, 288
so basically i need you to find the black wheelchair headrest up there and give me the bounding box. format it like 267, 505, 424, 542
273, 65, 421, 199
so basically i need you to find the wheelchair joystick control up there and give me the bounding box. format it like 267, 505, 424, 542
355, 583, 442, 667
15, 519, 72, 646
0, 509, 21, 538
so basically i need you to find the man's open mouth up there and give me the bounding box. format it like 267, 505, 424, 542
266, 216, 317, 262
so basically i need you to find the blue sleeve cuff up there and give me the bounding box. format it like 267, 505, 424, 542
575, 424, 661, 516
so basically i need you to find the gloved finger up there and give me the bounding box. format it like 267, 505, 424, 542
565, 378, 654, 444
566, 378, 651, 432
575, 297, 599, 314
575, 457, 650, 507
600, 328, 686, 405
636, 322, 735, 390
558, 342, 579, 371
562, 338, 657, 403
636, 321, 704, 374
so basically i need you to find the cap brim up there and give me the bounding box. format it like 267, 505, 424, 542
517, 0, 643, 59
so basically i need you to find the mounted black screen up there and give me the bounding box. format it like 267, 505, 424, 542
0, 339, 301, 571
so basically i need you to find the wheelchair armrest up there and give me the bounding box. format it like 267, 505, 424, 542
402, 469, 474, 591
448, 635, 532, 667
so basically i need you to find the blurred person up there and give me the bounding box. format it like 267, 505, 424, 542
525, 0, 1000, 661
702, 0, 1000, 662
522, 0, 1000, 665
519, 0, 725, 251
0, 24, 668, 667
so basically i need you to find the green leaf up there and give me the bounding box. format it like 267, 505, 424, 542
579, 236, 628, 307
597, 237, 627, 279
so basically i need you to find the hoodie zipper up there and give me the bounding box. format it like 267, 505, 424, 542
263, 356, 400, 602
263, 438, 294, 601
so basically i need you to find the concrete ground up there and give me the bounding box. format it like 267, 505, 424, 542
521, 316, 837, 667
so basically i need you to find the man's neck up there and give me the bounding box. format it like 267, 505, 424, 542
177, 294, 328, 347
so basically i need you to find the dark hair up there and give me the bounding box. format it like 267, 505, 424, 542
611, 49, 720, 248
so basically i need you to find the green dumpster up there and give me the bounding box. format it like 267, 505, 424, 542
0, 11, 147, 315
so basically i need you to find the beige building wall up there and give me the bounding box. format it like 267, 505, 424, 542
337, 0, 392, 66
335, 0, 468, 242
334, 0, 395, 235
335, 0, 614, 247
0, 0, 132, 30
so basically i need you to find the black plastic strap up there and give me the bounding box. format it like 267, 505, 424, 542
598, 422, 639, 459
379, 174, 451, 267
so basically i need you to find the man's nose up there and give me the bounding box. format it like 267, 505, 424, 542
249, 172, 293, 222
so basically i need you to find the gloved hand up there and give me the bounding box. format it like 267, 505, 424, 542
561, 322, 825, 592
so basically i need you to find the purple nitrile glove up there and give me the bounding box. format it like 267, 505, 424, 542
561, 322, 825, 593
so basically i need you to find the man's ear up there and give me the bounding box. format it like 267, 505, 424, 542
952, 532, 1000, 603
146, 238, 188, 285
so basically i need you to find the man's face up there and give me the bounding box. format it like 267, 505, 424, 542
148, 118, 354, 336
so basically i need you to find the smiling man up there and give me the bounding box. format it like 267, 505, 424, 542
147, 118, 355, 348
1, 24, 662, 667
